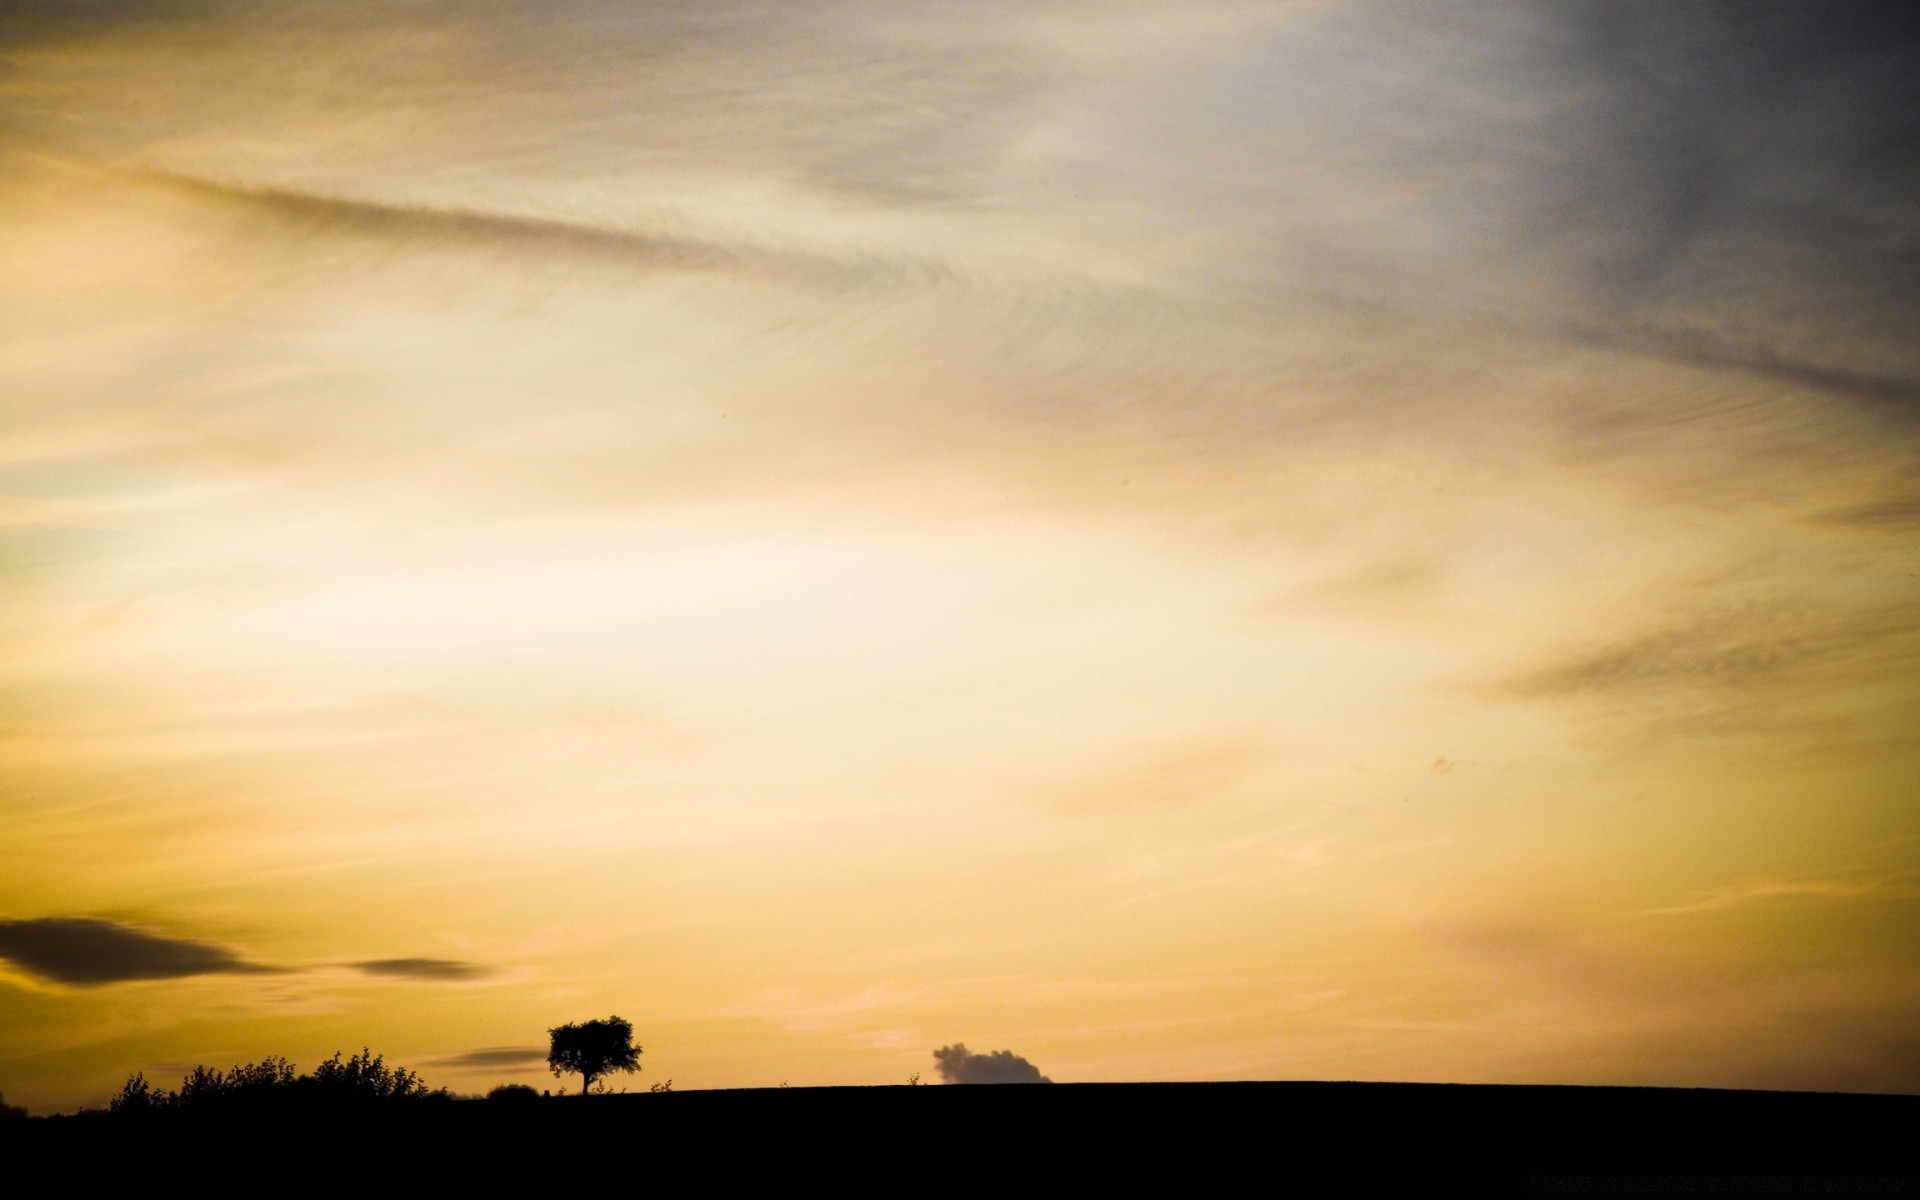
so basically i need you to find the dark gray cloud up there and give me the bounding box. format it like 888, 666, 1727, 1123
423, 1046, 548, 1070
351, 957, 490, 982
1536, 1, 1920, 404
0, 918, 279, 986
1547, 3, 1919, 282
932, 1043, 1051, 1084
1130, 1, 1920, 423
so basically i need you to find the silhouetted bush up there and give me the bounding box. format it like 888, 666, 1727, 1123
308, 1049, 434, 1103
0, 1090, 26, 1120
109, 1073, 156, 1115
109, 1049, 446, 1116
487, 1083, 540, 1103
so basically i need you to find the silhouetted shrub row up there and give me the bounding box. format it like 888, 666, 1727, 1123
110, 1050, 448, 1116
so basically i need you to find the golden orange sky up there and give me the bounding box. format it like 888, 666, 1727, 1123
2, 1, 1917, 1113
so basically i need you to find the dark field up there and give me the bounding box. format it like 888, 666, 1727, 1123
6, 1081, 1915, 1191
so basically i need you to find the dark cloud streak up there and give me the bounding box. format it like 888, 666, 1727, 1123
1511, 602, 1920, 699
1557, 320, 1920, 413
0, 917, 280, 986
351, 957, 491, 981
423, 1046, 548, 1069
0, 918, 496, 987
127, 169, 742, 273
103, 164, 965, 296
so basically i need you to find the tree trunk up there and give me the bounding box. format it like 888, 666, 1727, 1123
582, 1072, 592, 1097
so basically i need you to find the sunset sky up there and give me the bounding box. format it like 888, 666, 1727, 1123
2, 1, 1917, 1113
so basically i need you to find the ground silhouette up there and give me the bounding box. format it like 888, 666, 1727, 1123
16, 1036, 1914, 1187
7, 1078, 1908, 1189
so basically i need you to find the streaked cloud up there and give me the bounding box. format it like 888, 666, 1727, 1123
1510, 601, 1920, 699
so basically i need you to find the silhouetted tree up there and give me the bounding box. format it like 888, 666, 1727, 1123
0, 1090, 26, 1120
547, 1016, 641, 1095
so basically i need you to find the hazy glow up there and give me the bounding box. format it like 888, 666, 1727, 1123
2, 0, 1916, 1110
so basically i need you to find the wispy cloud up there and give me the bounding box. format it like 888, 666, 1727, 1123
1640, 872, 1920, 916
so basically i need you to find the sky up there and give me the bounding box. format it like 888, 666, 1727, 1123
1, 0, 1917, 1112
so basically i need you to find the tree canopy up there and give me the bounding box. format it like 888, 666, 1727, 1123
547, 1016, 642, 1095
